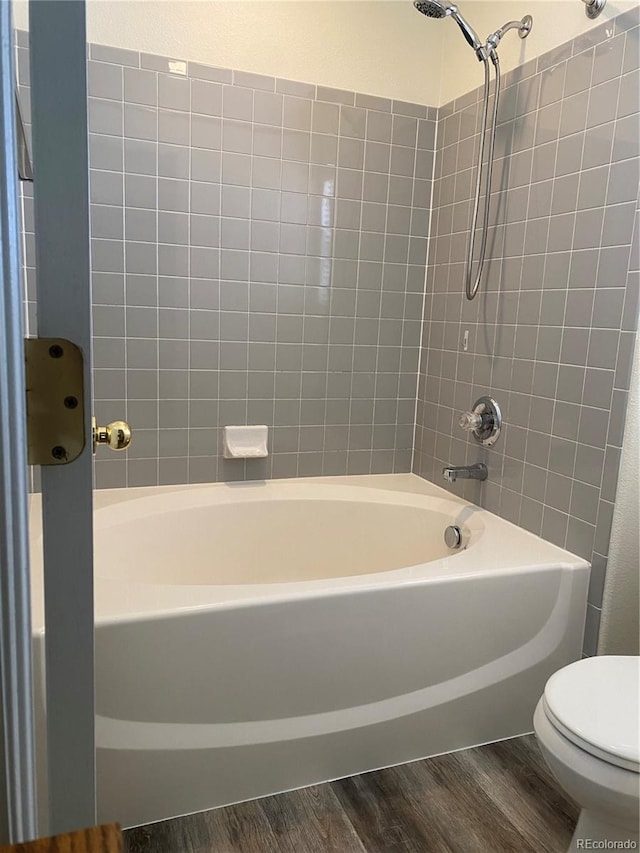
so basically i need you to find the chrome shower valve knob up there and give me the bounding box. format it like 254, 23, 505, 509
459, 411, 483, 432
458, 396, 502, 446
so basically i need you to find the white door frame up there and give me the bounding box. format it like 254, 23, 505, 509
0, 0, 37, 844
29, 0, 96, 835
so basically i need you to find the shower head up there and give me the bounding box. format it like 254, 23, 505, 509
414, 0, 485, 56
414, 0, 448, 18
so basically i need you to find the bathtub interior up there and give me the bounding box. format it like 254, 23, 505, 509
93, 484, 471, 585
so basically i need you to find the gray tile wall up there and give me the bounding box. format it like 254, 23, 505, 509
15, 11, 638, 654
17, 34, 436, 488
413, 7, 640, 654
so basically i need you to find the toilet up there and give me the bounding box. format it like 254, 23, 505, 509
534, 656, 640, 851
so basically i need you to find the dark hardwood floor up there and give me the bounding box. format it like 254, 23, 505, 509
124, 735, 578, 853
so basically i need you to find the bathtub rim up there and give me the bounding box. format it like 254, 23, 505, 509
29, 473, 590, 631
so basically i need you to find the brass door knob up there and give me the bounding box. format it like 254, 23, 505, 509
92, 417, 132, 453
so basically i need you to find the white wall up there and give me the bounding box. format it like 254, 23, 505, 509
14, 0, 446, 105
13, 0, 639, 107
598, 330, 640, 656
13, 0, 639, 105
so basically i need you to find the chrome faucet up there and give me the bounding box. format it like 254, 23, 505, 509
442, 463, 488, 483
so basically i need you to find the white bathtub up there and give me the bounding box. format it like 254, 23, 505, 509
30, 473, 589, 829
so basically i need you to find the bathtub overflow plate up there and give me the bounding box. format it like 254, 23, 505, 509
444, 525, 463, 549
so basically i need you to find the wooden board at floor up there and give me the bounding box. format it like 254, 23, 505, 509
0, 824, 122, 853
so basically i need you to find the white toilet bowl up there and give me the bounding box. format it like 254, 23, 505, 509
534, 655, 640, 852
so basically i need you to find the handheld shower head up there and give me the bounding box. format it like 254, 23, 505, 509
412, 0, 534, 301
413, 0, 447, 18
413, 0, 484, 56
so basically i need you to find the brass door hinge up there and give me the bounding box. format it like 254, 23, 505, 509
25, 337, 85, 465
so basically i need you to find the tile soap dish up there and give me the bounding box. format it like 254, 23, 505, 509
223, 425, 269, 459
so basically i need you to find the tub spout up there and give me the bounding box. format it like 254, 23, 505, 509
442, 463, 488, 483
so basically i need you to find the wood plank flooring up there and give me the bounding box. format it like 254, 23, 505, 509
124, 735, 578, 853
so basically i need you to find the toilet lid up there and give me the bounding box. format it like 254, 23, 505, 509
543, 656, 640, 773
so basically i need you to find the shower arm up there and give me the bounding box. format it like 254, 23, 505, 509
486, 16, 533, 50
